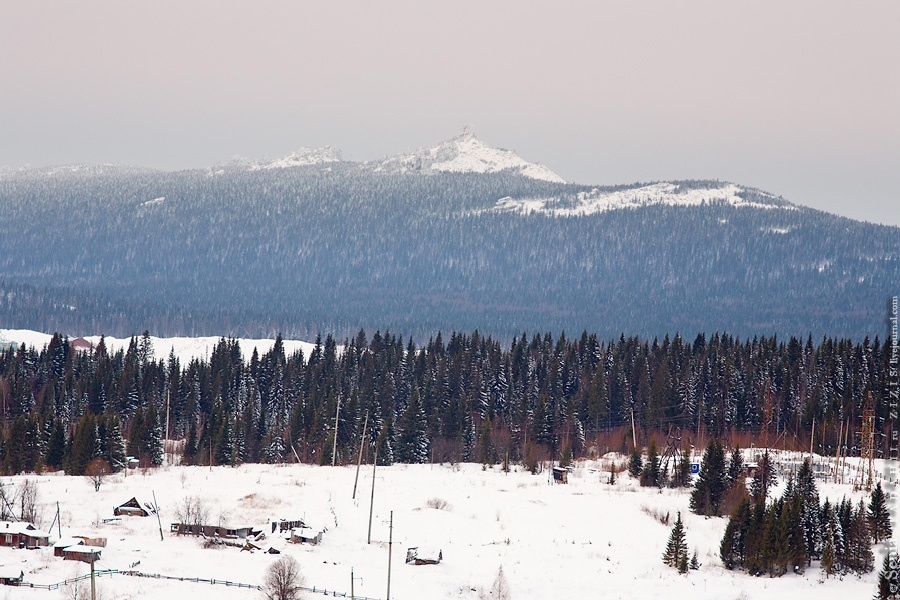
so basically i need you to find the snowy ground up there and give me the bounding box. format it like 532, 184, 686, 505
0, 456, 891, 600
0, 329, 320, 364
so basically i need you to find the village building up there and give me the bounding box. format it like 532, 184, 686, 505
289, 525, 324, 545
170, 523, 259, 539
552, 466, 568, 484
113, 497, 156, 517
271, 519, 305, 533
405, 547, 442, 565
60, 545, 102, 564
53, 537, 84, 557
0, 565, 23, 586
0, 522, 50, 549
69, 337, 93, 353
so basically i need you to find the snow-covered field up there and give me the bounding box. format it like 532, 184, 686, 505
491, 183, 795, 217
0, 457, 890, 600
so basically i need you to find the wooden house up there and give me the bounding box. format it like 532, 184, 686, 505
61, 545, 102, 564
114, 497, 155, 517
170, 523, 258, 539
0, 565, 23, 586
69, 338, 93, 353
73, 535, 106, 547
0, 522, 50, 549
272, 519, 305, 534
405, 547, 442, 565
290, 526, 323, 545
53, 537, 84, 557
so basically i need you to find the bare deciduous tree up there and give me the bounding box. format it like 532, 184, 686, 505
174, 495, 209, 529
490, 566, 511, 600
262, 556, 305, 600
85, 458, 111, 492
19, 479, 39, 524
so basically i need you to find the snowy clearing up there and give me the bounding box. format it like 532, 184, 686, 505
0, 329, 321, 365
0, 457, 888, 599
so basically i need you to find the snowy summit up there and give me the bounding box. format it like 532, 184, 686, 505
370, 126, 566, 183
252, 145, 344, 170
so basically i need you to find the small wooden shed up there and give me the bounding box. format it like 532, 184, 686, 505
552, 466, 568, 484
406, 547, 442, 565
0, 565, 23, 586
272, 519, 305, 534
290, 526, 323, 545
61, 545, 102, 564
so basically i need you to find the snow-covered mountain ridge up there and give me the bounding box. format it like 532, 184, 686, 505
366, 127, 565, 183
248, 128, 565, 183
252, 145, 344, 170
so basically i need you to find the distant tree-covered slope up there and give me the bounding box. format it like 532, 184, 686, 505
0, 159, 896, 340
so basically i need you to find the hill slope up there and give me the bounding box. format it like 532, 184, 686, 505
0, 133, 896, 340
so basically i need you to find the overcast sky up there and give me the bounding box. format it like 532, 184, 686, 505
2, 1, 898, 226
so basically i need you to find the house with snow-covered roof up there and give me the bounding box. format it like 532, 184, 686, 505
113, 497, 156, 517
0, 521, 50, 549
0, 564, 23, 586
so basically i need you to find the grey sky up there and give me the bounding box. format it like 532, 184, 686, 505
2, 1, 898, 226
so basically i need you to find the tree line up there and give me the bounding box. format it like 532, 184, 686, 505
0, 329, 894, 475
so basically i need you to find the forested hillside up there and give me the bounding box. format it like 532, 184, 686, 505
0, 329, 891, 474
1, 157, 896, 340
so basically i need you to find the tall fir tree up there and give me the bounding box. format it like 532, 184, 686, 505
868, 482, 893, 544
690, 438, 727, 516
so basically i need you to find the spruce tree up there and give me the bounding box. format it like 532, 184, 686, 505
750, 450, 776, 502
848, 498, 875, 573
641, 439, 660, 487
101, 415, 127, 471
143, 401, 164, 466
45, 418, 66, 470
663, 511, 689, 570
869, 482, 893, 544
183, 419, 198, 465
396, 390, 429, 464
628, 447, 643, 478
820, 517, 836, 577
690, 438, 727, 516
726, 446, 744, 489
795, 458, 820, 564
875, 551, 899, 600
675, 447, 692, 488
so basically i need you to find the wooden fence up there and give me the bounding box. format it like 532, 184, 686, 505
18, 569, 383, 599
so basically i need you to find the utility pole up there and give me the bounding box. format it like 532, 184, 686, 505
353, 412, 368, 500
332, 395, 341, 467
351, 567, 363, 600
386, 511, 393, 600
368, 446, 378, 544
165, 387, 170, 465
631, 409, 637, 450
90, 558, 96, 600
809, 419, 815, 458
858, 392, 876, 490
153, 490, 164, 541
834, 419, 844, 483
762, 380, 773, 451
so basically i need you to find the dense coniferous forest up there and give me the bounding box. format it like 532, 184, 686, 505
0, 329, 893, 475
1, 161, 897, 341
